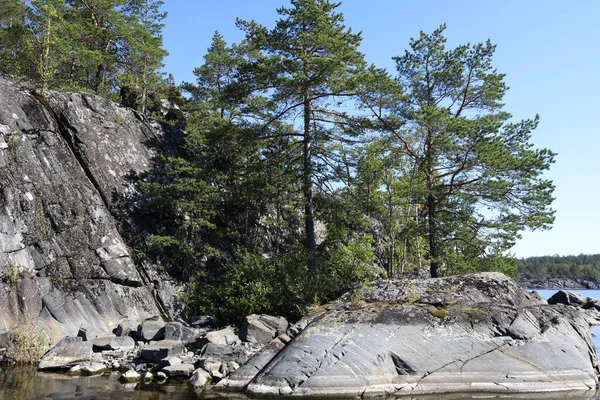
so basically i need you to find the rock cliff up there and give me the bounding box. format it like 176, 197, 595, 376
223, 273, 600, 397
0, 77, 180, 345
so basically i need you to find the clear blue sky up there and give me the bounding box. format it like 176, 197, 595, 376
160, 0, 600, 258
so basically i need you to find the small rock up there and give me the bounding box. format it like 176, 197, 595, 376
119, 369, 141, 383
156, 371, 167, 381
189, 368, 211, 388
197, 359, 221, 374
227, 361, 240, 374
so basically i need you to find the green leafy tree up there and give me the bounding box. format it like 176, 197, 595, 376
237, 0, 368, 275
385, 25, 555, 277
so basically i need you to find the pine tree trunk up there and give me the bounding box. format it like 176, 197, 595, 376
303, 87, 318, 275
427, 193, 440, 277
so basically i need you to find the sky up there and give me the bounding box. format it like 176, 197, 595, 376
160, 0, 600, 258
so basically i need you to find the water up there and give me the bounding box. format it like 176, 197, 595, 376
0, 365, 203, 400
1, 289, 599, 400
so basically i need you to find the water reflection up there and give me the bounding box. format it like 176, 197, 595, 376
0, 365, 201, 400
0, 365, 598, 400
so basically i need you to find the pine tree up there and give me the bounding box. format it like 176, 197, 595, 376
237, 0, 368, 275
119, 0, 168, 112
386, 25, 556, 277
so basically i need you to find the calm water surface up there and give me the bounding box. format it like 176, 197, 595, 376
2, 289, 600, 400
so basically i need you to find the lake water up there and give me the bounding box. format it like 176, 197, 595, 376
1, 288, 599, 400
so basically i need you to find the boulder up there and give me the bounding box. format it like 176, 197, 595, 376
68, 362, 108, 376
140, 340, 184, 363
119, 369, 141, 383
113, 319, 140, 338
164, 322, 200, 344
240, 314, 288, 344
155, 355, 181, 370
548, 290, 586, 306
137, 318, 165, 342
93, 335, 135, 351
192, 327, 239, 349
161, 363, 195, 378
189, 368, 211, 388
229, 273, 599, 397
200, 343, 250, 365
38, 336, 92, 370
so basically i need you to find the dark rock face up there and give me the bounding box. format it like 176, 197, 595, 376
239, 273, 599, 397
548, 290, 587, 306
0, 77, 182, 346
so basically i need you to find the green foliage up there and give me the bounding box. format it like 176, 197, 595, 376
183, 236, 379, 323
364, 24, 555, 277
0, 0, 169, 99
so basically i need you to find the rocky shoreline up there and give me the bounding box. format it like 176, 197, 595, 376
1, 272, 599, 397
519, 274, 600, 290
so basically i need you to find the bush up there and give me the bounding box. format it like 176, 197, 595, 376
3, 324, 50, 364
182, 235, 382, 324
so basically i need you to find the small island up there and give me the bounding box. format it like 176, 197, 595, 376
0, 0, 597, 398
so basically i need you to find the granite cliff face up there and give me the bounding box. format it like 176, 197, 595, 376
0, 77, 180, 345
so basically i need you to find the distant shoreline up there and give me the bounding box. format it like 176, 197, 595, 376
518, 273, 600, 290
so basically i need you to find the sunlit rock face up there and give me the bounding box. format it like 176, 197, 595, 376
237, 273, 599, 397
0, 77, 182, 345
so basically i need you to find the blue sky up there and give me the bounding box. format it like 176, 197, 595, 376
161, 0, 600, 258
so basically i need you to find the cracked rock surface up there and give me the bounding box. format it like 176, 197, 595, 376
0, 78, 181, 345
245, 273, 600, 397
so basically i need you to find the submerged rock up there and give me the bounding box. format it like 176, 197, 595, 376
225, 273, 599, 397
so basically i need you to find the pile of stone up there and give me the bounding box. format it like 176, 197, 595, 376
37, 313, 295, 390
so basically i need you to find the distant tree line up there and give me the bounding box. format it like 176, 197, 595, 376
1, 0, 558, 322
518, 254, 600, 280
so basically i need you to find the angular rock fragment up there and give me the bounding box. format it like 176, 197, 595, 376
137, 318, 165, 342
240, 314, 288, 344
189, 368, 211, 388
38, 336, 92, 370
140, 340, 184, 363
